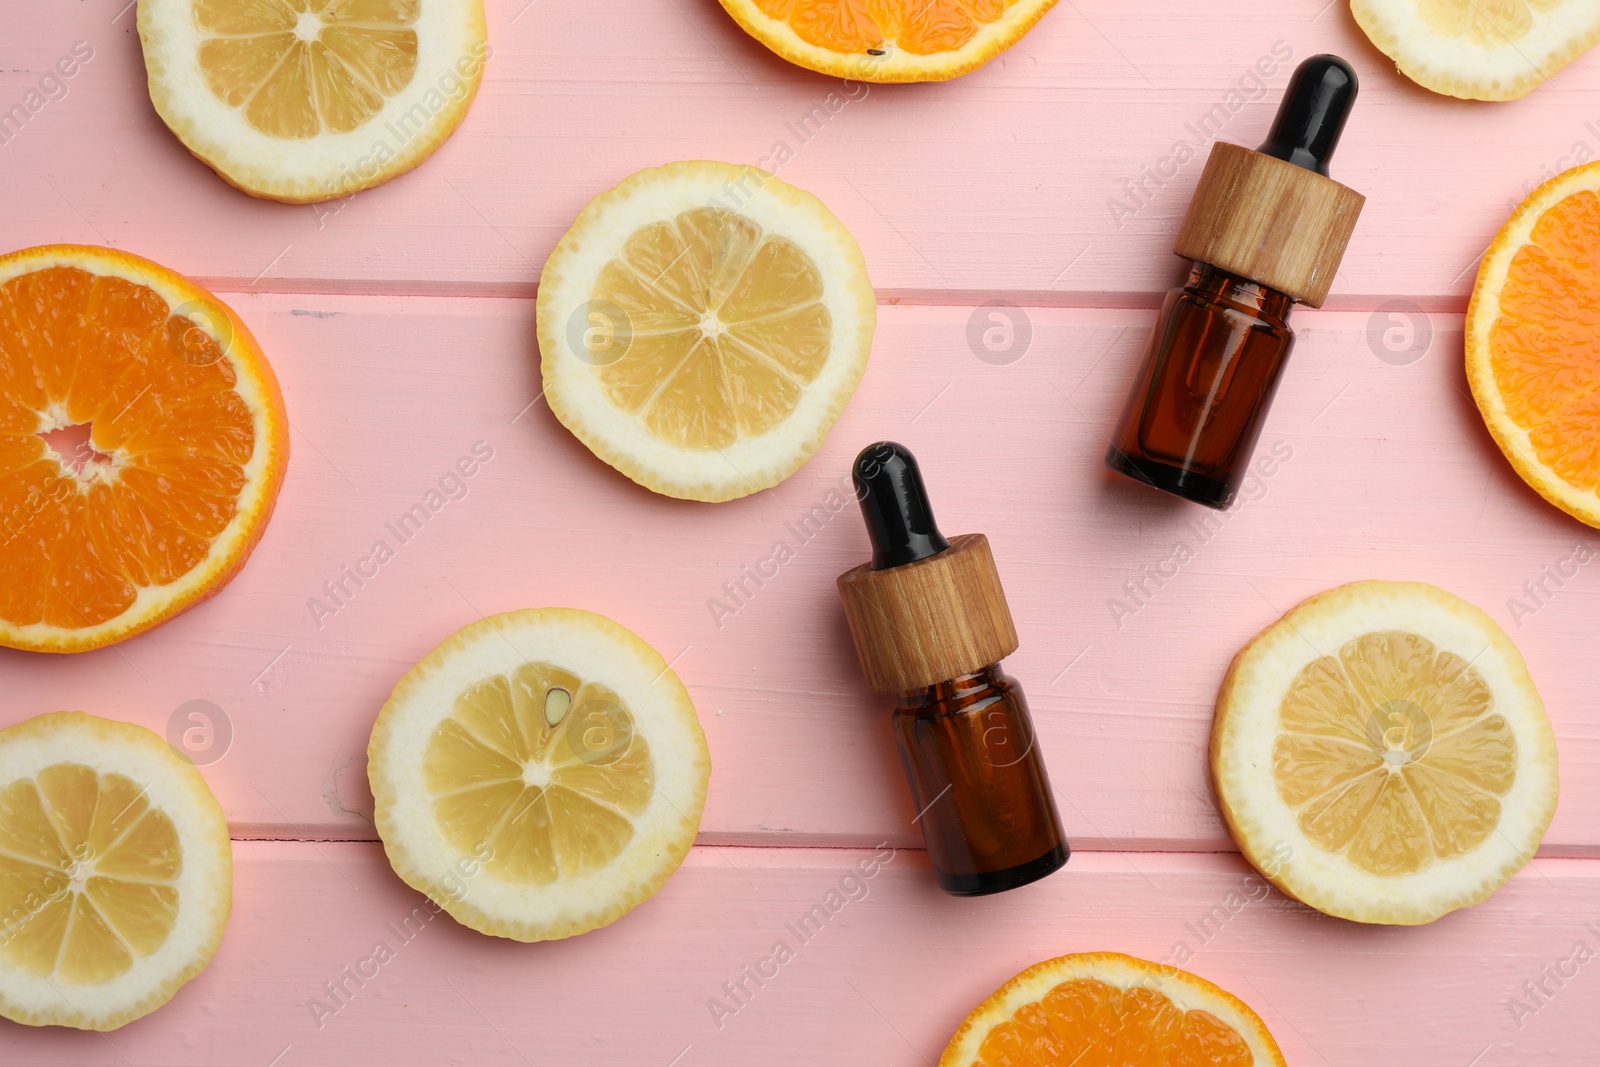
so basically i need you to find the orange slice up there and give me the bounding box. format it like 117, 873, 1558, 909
939, 952, 1286, 1067
0, 245, 288, 653
1468, 161, 1600, 527
717, 0, 1059, 82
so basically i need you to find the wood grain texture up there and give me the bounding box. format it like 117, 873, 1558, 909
5, 0, 1600, 302
4, 0, 1600, 1059
4, 844, 1598, 1066
838, 533, 1019, 693
1174, 142, 1365, 306
1, 297, 1595, 855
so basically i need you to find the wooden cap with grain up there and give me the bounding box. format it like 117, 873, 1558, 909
1172, 55, 1365, 308
838, 533, 1018, 694
1173, 141, 1365, 308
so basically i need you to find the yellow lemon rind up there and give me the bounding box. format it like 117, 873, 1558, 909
368, 608, 711, 942
1211, 580, 1558, 926
537, 160, 874, 503
938, 951, 1286, 1067
0, 712, 233, 1032
0, 245, 288, 654
1351, 0, 1600, 101
136, 0, 488, 204
1467, 161, 1600, 528
717, 0, 1059, 83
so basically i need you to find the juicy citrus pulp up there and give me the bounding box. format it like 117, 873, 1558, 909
588, 208, 833, 451
0, 713, 232, 1031
538, 161, 874, 502
195, 0, 420, 139
1351, 0, 1600, 100
1468, 161, 1600, 527
939, 952, 1286, 1067
425, 662, 654, 885
0, 245, 287, 653
1212, 581, 1558, 925
139, 0, 487, 202
718, 0, 1060, 81
369, 609, 710, 941
1273, 631, 1513, 875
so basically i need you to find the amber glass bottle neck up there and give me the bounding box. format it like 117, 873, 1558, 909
1184, 262, 1294, 327
895, 664, 1006, 709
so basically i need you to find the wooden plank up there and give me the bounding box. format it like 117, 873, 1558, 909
2, 843, 1596, 1064
2, 296, 1594, 852
4, 1, 1596, 300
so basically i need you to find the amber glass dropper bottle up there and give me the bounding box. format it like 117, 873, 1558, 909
837, 442, 1068, 896
1106, 55, 1366, 508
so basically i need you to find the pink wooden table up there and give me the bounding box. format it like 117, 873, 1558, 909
5, 1, 1600, 1063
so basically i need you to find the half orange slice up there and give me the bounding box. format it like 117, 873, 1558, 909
1468, 161, 1600, 527
940, 952, 1286, 1066
717, 0, 1059, 82
0, 245, 288, 652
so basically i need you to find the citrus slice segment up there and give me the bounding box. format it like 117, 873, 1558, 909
368, 608, 711, 942
1468, 161, 1600, 527
939, 952, 1286, 1067
718, 0, 1059, 82
1351, 0, 1600, 100
138, 0, 488, 202
0, 712, 232, 1031
1212, 581, 1558, 925
537, 161, 874, 502
0, 245, 288, 654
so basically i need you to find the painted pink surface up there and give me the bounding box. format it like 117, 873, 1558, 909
4, 301, 1596, 854
5, 0, 1600, 302
3, 0, 1600, 1063
4, 845, 1600, 1066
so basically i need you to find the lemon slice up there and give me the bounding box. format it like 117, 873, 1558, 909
537, 161, 875, 502
1352, 0, 1600, 100
0, 712, 232, 1031
1212, 581, 1558, 925
138, 0, 488, 203
368, 608, 711, 942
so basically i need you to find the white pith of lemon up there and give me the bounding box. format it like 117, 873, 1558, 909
1212, 581, 1558, 925
138, 0, 488, 203
537, 160, 875, 503
368, 608, 711, 942
1352, 0, 1600, 101
0, 712, 232, 1031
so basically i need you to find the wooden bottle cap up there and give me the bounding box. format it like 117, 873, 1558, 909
837, 533, 1018, 695
1173, 141, 1365, 308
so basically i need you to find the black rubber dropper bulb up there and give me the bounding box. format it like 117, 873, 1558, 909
1256, 54, 1358, 177
838, 441, 1069, 896
1103, 53, 1365, 510
852, 442, 950, 570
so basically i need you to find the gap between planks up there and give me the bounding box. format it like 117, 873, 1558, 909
197, 278, 1472, 315
229, 831, 1600, 861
